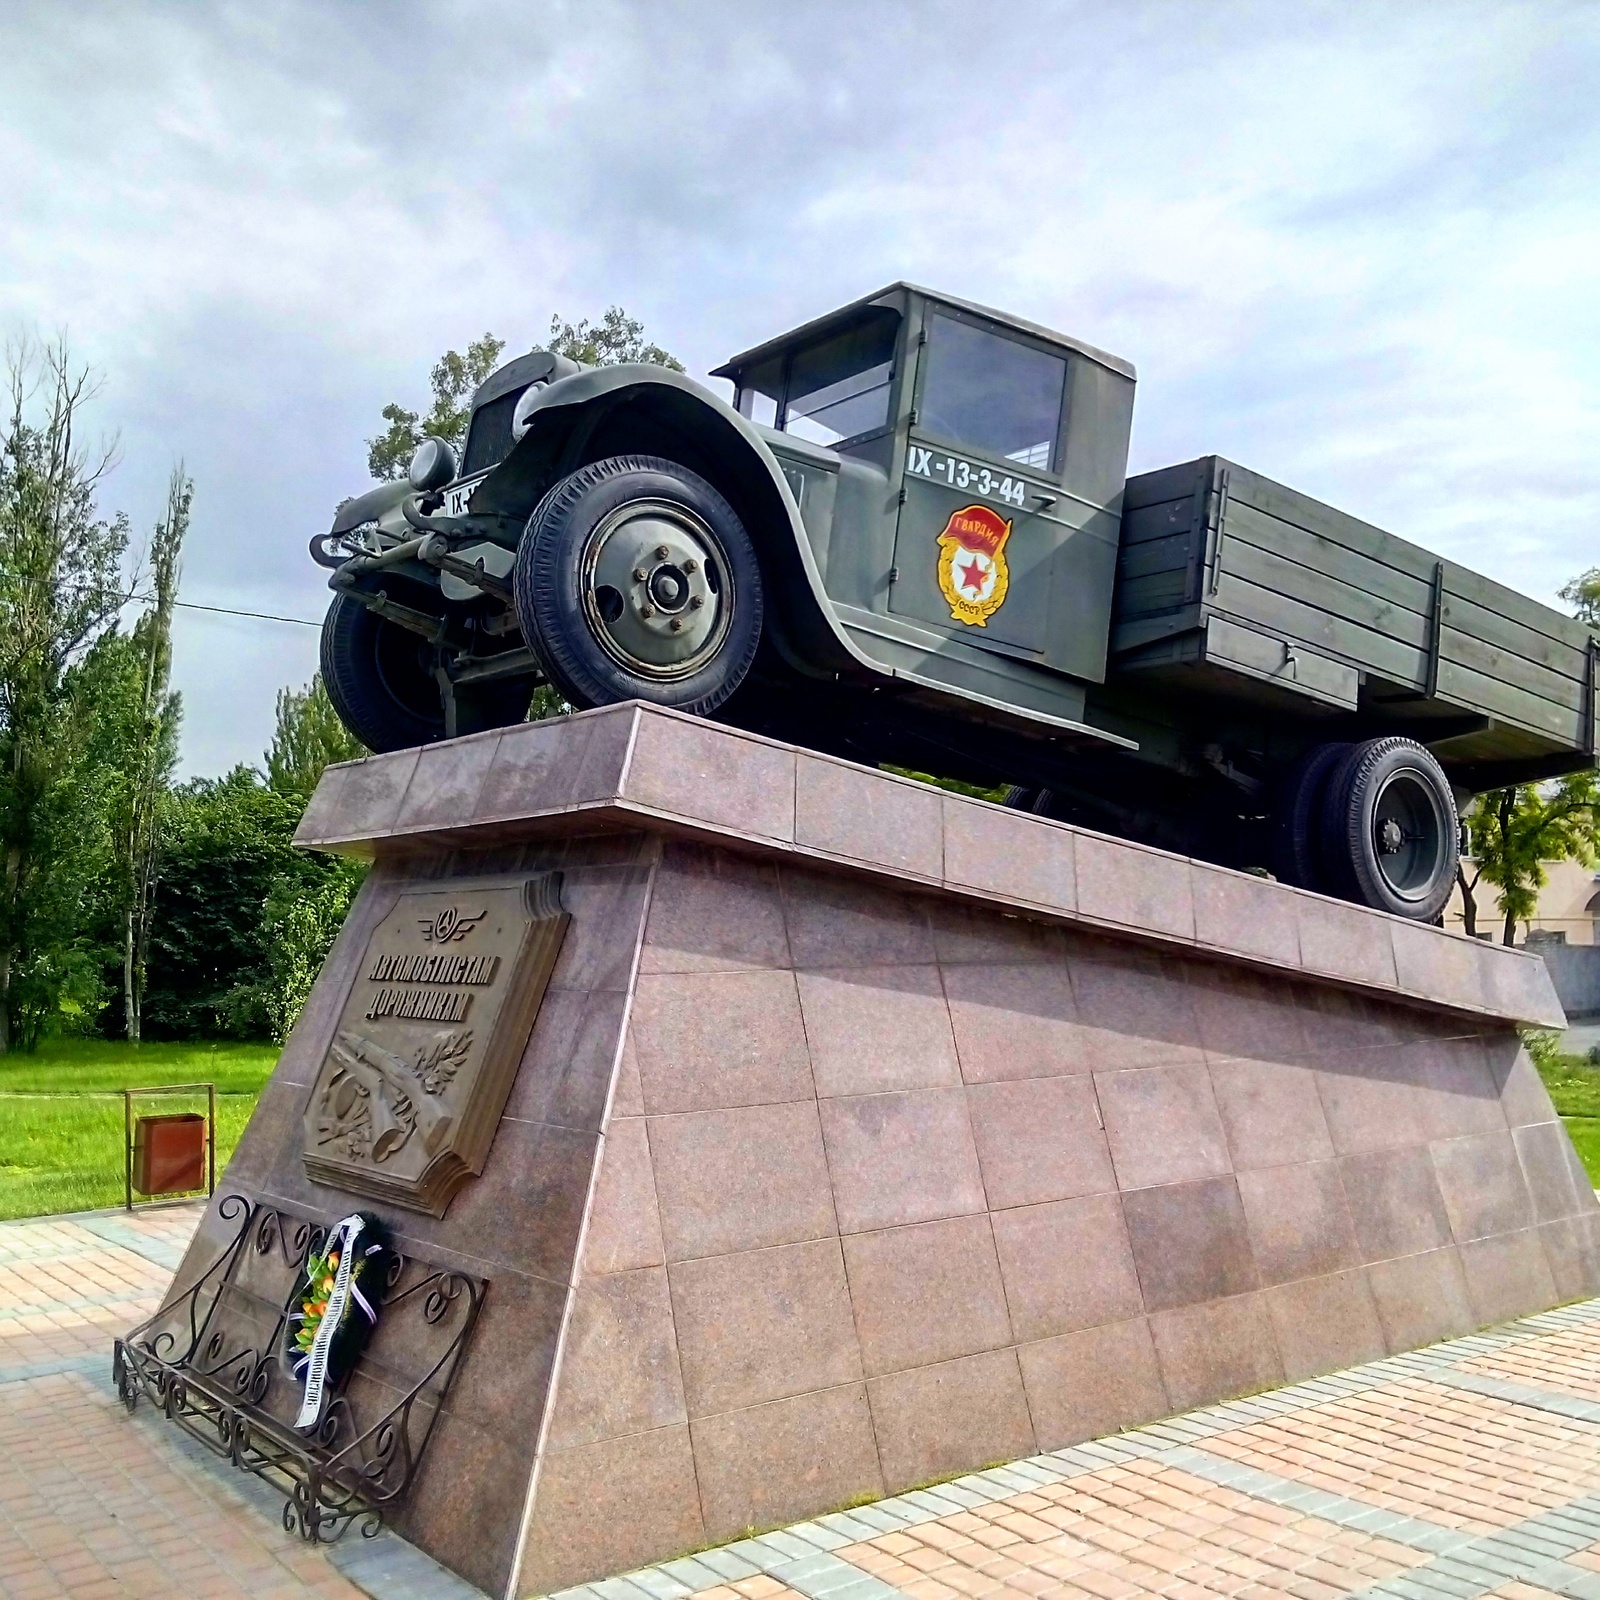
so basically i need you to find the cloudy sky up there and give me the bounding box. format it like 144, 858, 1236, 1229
4, 0, 1597, 776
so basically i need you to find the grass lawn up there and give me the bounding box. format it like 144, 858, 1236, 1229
1532, 1047, 1600, 1185
0, 1037, 278, 1221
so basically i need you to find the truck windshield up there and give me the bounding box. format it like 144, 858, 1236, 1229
920, 314, 1066, 471
736, 309, 901, 446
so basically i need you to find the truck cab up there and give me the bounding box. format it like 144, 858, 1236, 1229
715, 285, 1137, 730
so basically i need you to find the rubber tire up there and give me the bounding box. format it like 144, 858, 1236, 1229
1270, 742, 1352, 891
321, 594, 447, 753
1002, 786, 1058, 816
1317, 736, 1459, 920
514, 455, 763, 714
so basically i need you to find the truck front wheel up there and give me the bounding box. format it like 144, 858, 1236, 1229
515, 455, 763, 715
321, 595, 532, 752
321, 594, 447, 752
1317, 736, 1458, 921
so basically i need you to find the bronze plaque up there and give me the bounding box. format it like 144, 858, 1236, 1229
302, 873, 568, 1217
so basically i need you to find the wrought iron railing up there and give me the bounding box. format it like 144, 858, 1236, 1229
113, 1193, 485, 1542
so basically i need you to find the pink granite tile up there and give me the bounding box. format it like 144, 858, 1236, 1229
942, 795, 1075, 910
1192, 863, 1300, 966
1074, 832, 1195, 941
623, 709, 795, 842
795, 754, 943, 879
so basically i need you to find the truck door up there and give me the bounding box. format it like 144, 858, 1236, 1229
889, 312, 1068, 656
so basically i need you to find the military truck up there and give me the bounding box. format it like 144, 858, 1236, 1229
313, 284, 1597, 923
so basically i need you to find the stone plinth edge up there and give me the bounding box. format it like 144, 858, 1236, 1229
295, 701, 1564, 1030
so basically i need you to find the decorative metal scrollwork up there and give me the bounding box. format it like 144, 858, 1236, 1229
113, 1195, 485, 1542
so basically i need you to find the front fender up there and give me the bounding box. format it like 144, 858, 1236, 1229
468, 365, 873, 682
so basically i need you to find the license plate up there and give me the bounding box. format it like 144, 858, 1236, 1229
442, 476, 487, 518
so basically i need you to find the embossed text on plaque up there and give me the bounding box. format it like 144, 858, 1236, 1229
301, 874, 568, 1217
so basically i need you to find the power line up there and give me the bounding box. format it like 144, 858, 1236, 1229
175, 600, 322, 629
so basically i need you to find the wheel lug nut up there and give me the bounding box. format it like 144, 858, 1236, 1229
655, 545, 670, 560
669, 618, 683, 632
682, 557, 698, 574
633, 567, 647, 582
640, 603, 655, 618
688, 595, 704, 610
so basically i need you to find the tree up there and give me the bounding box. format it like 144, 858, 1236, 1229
365, 308, 682, 481
113, 468, 189, 1042
0, 338, 132, 1051
367, 334, 506, 481
545, 307, 684, 371
259, 855, 365, 1043
1459, 772, 1600, 944
1560, 570, 1600, 628
264, 673, 367, 801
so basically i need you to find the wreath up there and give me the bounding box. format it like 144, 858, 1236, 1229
284, 1211, 392, 1429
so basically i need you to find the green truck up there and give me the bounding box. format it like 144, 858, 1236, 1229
313, 283, 1597, 923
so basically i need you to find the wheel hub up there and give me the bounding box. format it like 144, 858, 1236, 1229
1369, 766, 1448, 900
581, 500, 730, 679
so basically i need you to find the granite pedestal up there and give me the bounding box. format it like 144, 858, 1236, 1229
158, 702, 1596, 1598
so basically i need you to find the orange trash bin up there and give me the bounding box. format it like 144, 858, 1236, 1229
131, 1112, 207, 1196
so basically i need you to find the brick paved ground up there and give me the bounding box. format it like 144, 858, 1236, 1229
0, 1204, 376, 1600
11, 1207, 1600, 1600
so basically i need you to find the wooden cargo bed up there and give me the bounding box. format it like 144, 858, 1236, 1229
1110, 456, 1597, 785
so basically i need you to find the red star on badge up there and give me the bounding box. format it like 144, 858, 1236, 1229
958, 555, 987, 593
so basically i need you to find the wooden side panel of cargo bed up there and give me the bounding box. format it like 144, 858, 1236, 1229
1114, 456, 1592, 755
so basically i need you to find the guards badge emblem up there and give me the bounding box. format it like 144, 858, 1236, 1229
935, 503, 1013, 627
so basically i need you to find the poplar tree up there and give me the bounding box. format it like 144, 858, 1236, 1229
0, 339, 130, 1051
115, 468, 189, 1041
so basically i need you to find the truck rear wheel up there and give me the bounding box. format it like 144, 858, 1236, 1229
1317, 736, 1458, 920
514, 455, 763, 715
1271, 742, 1352, 891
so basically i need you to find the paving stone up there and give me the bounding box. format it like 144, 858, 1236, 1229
812, 1513, 882, 1543
623, 1567, 695, 1598
660, 1555, 736, 1587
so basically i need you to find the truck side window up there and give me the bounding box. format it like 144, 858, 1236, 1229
735, 358, 782, 428
920, 314, 1066, 471
781, 309, 900, 446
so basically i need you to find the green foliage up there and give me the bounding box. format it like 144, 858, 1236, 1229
1560, 569, 1600, 628
133, 672, 374, 1045
1523, 1028, 1563, 1073
0, 1034, 276, 1093
264, 673, 367, 801
1461, 772, 1600, 944
0, 1094, 258, 1220
260, 856, 365, 1043
1525, 1041, 1600, 1184
111, 467, 189, 1041
0, 338, 134, 1051
367, 333, 507, 480
881, 765, 1010, 803
365, 309, 681, 482
1532, 1046, 1600, 1119
139, 767, 344, 1039
546, 307, 684, 371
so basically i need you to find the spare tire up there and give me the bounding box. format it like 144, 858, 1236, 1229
1318, 736, 1458, 920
